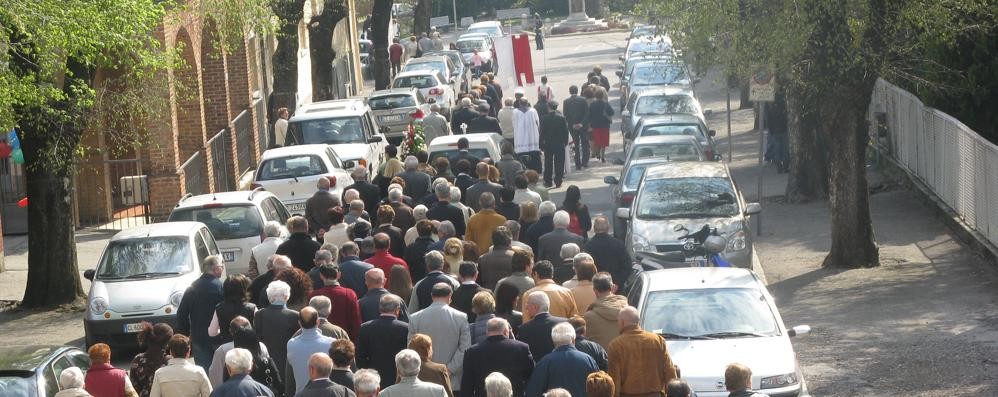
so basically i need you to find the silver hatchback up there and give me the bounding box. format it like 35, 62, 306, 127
368, 88, 428, 144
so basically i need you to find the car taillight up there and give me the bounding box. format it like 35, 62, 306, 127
428, 88, 443, 95
250, 183, 263, 190
620, 192, 635, 207
411, 109, 425, 119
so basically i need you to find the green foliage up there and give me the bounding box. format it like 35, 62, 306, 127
194, 0, 278, 52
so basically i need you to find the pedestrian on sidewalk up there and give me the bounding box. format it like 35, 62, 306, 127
389, 38, 404, 77
539, 102, 569, 188
533, 14, 544, 50
563, 85, 590, 170
587, 87, 614, 163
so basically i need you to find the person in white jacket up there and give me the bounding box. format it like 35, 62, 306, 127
150, 335, 212, 397
512, 98, 541, 172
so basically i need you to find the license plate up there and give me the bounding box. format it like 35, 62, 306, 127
687, 257, 708, 267
380, 114, 405, 123
222, 252, 235, 262
123, 323, 144, 333
286, 202, 306, 213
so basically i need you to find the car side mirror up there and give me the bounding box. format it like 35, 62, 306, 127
621, 110, 631, 118
618, 55, 625, 61
368, 136, 385, 144
714, 153, 723, 161
615, 208, 631, 220
615, 71, 623, 77
604, 176, 619, 185
343, 160, 356, 169
708, 129, 717, 137
744, 202, 762, 216
84, 269, 95, 281
788, 325, 811, 337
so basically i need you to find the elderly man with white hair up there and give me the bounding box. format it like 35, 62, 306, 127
427, 182, 467, 237
516, 291, 569, 362
400, 156, 433, 201
449, 186, 475, 224
524, 201, 557, 251
353, 369, 381, 397
386, 187, 416, 232
484, 372, 513, 397
553, 243, 580, 285
422, 103, 451, 142
537, 211, 585, 265
343, 165, 381, 216
450, 97, 479, 134
294, 295, 350, 340
404, 205, 435, 246
211, 348, 274, 397
55, 367, 91, 397
379, 350, 448, 397
253, 279, 299, 380
524, 322, 598, 397
249, 221, 285, 279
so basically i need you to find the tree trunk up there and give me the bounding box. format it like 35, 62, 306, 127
271, 0, 308, 113
784, 83, 828, 202
819, 91, 879, 268
371, 0, 394, 90
413, 0, 431, 35
310, 0, 346, 101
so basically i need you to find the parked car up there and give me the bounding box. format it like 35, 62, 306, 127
617, 53, 673, 105
0, 345, 91, 397
423, 50, 471, 92
251, 144, 355, 215
427, 133, 504, 164
286, 98, 388, 173
616, 162, 761, 268
401, 55, 461, 95
455, 34, 495, 71
392, 70, 457, 117
620, 35, 673, 65
626, 267, 810, 397
83, 222, 221, 347
368, 87, 429, 145
627, 25, 658, 42
621, 87, 708, 141
632, 114, 719, 161
167, 190, 291, 275
621, 60, 692, 108
624, 135, 707, 165
466, 21, 504, 38
604, 158, 668, 238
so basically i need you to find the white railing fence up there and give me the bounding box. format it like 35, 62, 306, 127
868, 78, 998, 248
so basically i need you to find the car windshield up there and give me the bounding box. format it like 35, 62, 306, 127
370, 94, 418, 110
403, 61, 446, 74
631, 64, 687, 86
631, 26, 656, 38
636, 177, 739, 219
457, 40, 484, 52
169, 205, 263, 240
394, 75, 439, 89
97, 237, 192, 280
0, 375, 34, 396
629, 40, 670, 55
642, 288, 779, 338
639, 124, 704, 139
468, 26, 500, 36
257, 155, 328, 181
287, 116, 366, 145
430, 148, 492, 163
636, 95, 698, 115
630, 142, 702, 161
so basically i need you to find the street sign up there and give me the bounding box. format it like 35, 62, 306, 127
750, 70, 775, 102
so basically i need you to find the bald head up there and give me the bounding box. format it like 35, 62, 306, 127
300, 306, 319, 329
618, 306, 640, 329
593, 216, 611, 234
365, 268, 386, 288
308, 353, 334, 380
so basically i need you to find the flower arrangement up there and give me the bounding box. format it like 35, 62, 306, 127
400, 120, 426, 157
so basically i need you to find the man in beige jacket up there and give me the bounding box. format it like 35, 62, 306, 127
583, 272, 629, 348
150, 335, 212, 397
521, 261, 579, 322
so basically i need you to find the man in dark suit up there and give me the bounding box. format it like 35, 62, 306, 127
276, 216, 323, 272
461, 317, 535, 397
253, 275, 301, 379
451, 262, 488, 323
453, 159, 477, 199
399, 156, 433, 201
403, 220, 436, 283
465, 104, 502, 134
296, 353, 354, 397
539, 101, 570, 188
448, 137, 480, 175
356, 294, 410, 389
584, 217, 633, 289
304, 177, 342, 235
463, 162, 503, 212
343, 165, 381, 216
374, 205, 406, 258
426, 182, 466, 237
386, 188, 416, 233
358, 268, 409, 323
517, 291, 568, 362
451, 98, 479, 134
176, 255, 224, 369
562, 85, 590, 170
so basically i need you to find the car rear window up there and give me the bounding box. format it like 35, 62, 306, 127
394, 75, 438, 89
429, 148, 492, 163
456, 40, 484, 52
257, 155, 328, 181
370, 94, 418, 110
636, 95, 698, 115
640, 123, 703, 138
169, 205, 264, 240
631, 143, 701, 161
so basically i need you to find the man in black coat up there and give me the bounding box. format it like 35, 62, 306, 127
374, 205, 406, 258
451, 97, 479, 134
403, 220, 436, 282
399, 156, 433, 201
448, 137, 480, 175
562, 85, 590, 170
176, 255, 224, 369
451, 262, 488, 323
342, 165, 381, 216
358, 268, 409, 323
356, 294, 410, 389
517, 291, 568, 362
426, 182, 467, 237
304, 177, 341, 235
461, 317, 535, 397
275, 216, 322, 272
453, 159, 477, 199
539, 102, 570, 188
584, 217, 633, 288
465, 103, 502, 134
296, 353, 354, 397
464, 162, 504, 212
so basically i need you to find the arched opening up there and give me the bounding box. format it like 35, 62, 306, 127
201, 21, 230, 134
175, 28, 205, 163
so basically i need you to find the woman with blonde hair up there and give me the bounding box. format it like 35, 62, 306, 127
388, 264, 413, 301
586, 371, 615, 397
442, 237, 464, 275
405, 334, 455, 397
518, 201, 539, 241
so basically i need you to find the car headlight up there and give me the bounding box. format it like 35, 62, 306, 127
727, 229, 748, 251
631, 234, 653, 252
760, 373, 799, 389
90, 297, 108, 315
169, 291, 184, 308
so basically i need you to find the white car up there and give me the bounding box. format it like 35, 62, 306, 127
286, 98, 388, 172
392, 70, 456, 117
83, 222, 221, 347
251, 144, 355, 215
426, 133, 504, 164
628, 267, 811, 397
466, 21, 504, 38
455, 34, 495, 68
167, 190, 291, 275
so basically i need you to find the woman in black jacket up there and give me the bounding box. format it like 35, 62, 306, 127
561, 185, 592, 239
587, 87, 614, 162
210, 274, 257, 345
231, 327, 284, 396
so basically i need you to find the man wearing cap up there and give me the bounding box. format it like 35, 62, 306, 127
539, 101, 570, 188
465, 103, 502, 134
512, 94, 542, 173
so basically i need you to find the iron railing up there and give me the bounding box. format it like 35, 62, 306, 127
207, 129, 234, 192
179, 150, 205, 196
233, 109, 253, 175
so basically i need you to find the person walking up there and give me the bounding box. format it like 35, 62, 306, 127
539, 102, 569, 188
583, 272, 628, 348
284, 307, 335, 395
564, 254, 597, 311
461, 317, 535, 397
149, 335, 212, 397
497, 99, 516, 143
276, 216, 322, 272
562, 86, 590, 170
464, 163, 504, 213
55, 367, 92, 397
358, 268, 410, 323
450, 262, 489, 322
422, 104, 452, 142
466, 193, 507, 251
85, 343, 139, 397
378, 350, 449, 397
724, 363, 772, 397
176, 256, 225, 370
427, 183, 467, 237
523, 323, 598, 397
585, 217, 631, 287
210, 348, 275, 397
357, 294, 410, 389
328, 340, 356, 389
512, 98, 541, 172
293, 353, 353, 397
494, 249, 535, 300
495, 189, 521, 223
404, 36, 419, 61
353, 369, 381, 397
253, 280, 300, 381
343, 166, 382, 216
208, 275, 257, 346
274, 108, 289, 148
469, 291, 498, 345
365, 233, 410, 289
418, 33, 434, 55
404, 220, 436, 282
567, 316, 608, 371
249, 221, 285, 279
553, 244, 579, 285
389, 38, 404, 77
588, 87, 614, 163
516, 292, 568, 362
308, 263, 362, 340
533, 14, 544, 50
537, 211, 585, 265
226, 325, 284, 394
407, 334, 455, 397
478, 228, 515, 290
521, 261, 578, 322
410, 251, 460, 312
408, 283, 472, 393
305, 178, 341, 236
301, 296, 351, 341
560, 185, 591, 239
524, 201, 556, 253
465, 104, 502, 134
607, 307, 678, 397
432, 32, 444, 51
374, 205, 406, 258
130, 323, 175, 397
337, 242, 375, 298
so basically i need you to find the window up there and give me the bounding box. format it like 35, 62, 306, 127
257, 155, 329, 181
202, 228, 220, 255
168, 205, 264, 240
635, 177, 739, 220
627, 277, 643, 306
194, 234, 210, 264
624, 164, 657, 190
50, 356, 74, 392
393, 75, 439, 89
635, 95, 699, 116
369, 94, 418, 110
638, 124, 704, 139
631, 64, 687, 86
640, 288, 779, 338
430, 149, 491, 163
261, 198, 285, 223
96, 237, 192, 280
66, 351, 90, 370
630, 142, 702, 161
456, 40, 485, 52
287, 116, 366, 145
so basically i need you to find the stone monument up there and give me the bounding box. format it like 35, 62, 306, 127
553, 0, 607, 31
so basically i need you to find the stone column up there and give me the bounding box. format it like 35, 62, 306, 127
568, 0, 588, 21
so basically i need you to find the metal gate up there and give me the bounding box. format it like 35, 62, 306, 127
233, 110, 253, 176
180, 151, 205, 196
74, 158, 152, 230
207, 129, 235, 192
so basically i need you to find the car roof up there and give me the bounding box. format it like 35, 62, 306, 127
290, 99, 369, 121
633, 86, 694, 97
632, 135, 700, 146
469, 21, 501, 28
458, 33, 489, 41
261, 144, 332, 160
428, 133, 501, 146
371, 88, 418, 97
110, 222, 205, 241
395, 70, 440, 78
0, 345, 76, 371
644, 161, 730, 180
638, 114, 703, 126
643, 267, 761, 291
407, 55, 448, 63
174, 191, 273, 209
